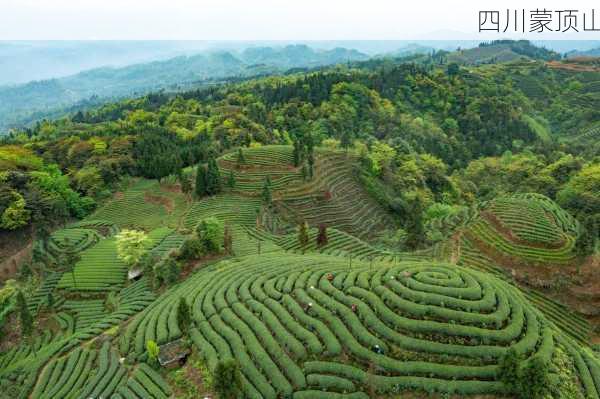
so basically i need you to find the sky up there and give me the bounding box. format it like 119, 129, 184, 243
3, 0, 600, 40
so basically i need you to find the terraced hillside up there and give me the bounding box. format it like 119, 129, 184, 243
452, 194, 596, 346
1, 147, 597, 399
120, 252, 600, 398
215, 146, 397, 241
463, 194, 578, 267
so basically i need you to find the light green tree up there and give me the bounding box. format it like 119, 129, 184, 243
115, 229, 150, 270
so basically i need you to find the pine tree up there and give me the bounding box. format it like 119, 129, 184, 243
195, 164, 207, 197
317, 224, 328, 247
227, 170, 236, 189
177, 297, 191, 334
16, 291, 33, 337
236, 148, 246, 167
308, 152, 315, 179
298, 221, 309, 250
206, 157, 222, 195
262, 176, 272, 205
292, 140, 301, 167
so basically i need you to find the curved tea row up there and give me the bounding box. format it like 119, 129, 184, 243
120, 253, 600, 398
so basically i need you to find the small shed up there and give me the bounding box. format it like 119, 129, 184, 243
158, 339, 191, 368
128, 268, 143, 281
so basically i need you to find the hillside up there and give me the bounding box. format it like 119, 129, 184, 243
0, 43, 599, 398
0, 45, 368, 132
0, 145, 599, 398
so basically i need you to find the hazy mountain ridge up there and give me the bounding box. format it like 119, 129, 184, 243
0, 45, 369, 132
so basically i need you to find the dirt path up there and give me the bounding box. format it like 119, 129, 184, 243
450, 232, 462, 264
0, 242, 32, 282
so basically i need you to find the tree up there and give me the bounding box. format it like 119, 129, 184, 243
16, 291, 33, 338
146, 340, 160, 368
178, 237, 204, 260
46, 291, 54, 310
227, 170, 236, 189
308, 152, 315, 179
213, 359, 242, 399
224, 225, 233, 254
316, 224, 328, 247
195, 164, 208, 197
155, 257, 181, 286
115, 229, 150, 270
298, 221, 309, 250
134, 131, 182, 182
178, 169, 193, 198
262, 176, 272, 205
236, 148, 246, 167
292, 140, 302, 167
177, 297, 191, 334
196, 217, 224, 253
206, 157, 222, 195
1, 191, 30, 230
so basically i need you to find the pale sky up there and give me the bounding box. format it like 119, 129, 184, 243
1, 0, 600, 40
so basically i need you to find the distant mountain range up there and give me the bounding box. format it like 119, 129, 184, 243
0, 40, 593, 133
0, 45, 369, 131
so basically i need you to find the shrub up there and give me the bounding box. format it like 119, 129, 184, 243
146, 340, 160, 368
213, 358, 242, 399
177, 297, 191, 334
179, 237, 204, 261
196, 217, 224, 253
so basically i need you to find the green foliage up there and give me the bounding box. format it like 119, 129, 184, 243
298, 221, 309, 249
262, 176, 272, 205
178, 237, 205, 261
236, 148, 246, 166
213, 359, 242, 399
227, 170, 236, 189
134, 131, 183, 182
196, 217, 224, 253
316, 224, 328, 247
177, 297, 191, 334
195, 164, 207, 198
0, 190, 30, 230
154, 257, 181, 286
146, 340, 160, 368
115, 229, 150, 269
15, 291, 33, 337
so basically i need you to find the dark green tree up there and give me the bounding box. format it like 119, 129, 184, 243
227, 170, 236, 189
292, 139, 302, 167
262, 176, 272, 205
177, 297, 191, 334
195, 164, 208, 197
16, 291, 33, 338
298, 221, 309, 250
213, 359, 242, 399
316, 224, 328, 247
236, 148, 246, 167
206, 157, 222, 195
133, 131, 183, 182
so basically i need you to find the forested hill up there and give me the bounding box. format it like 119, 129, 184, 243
1, 48, 598, 254
0, 40, 562, 134
0, 45, 368, 132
